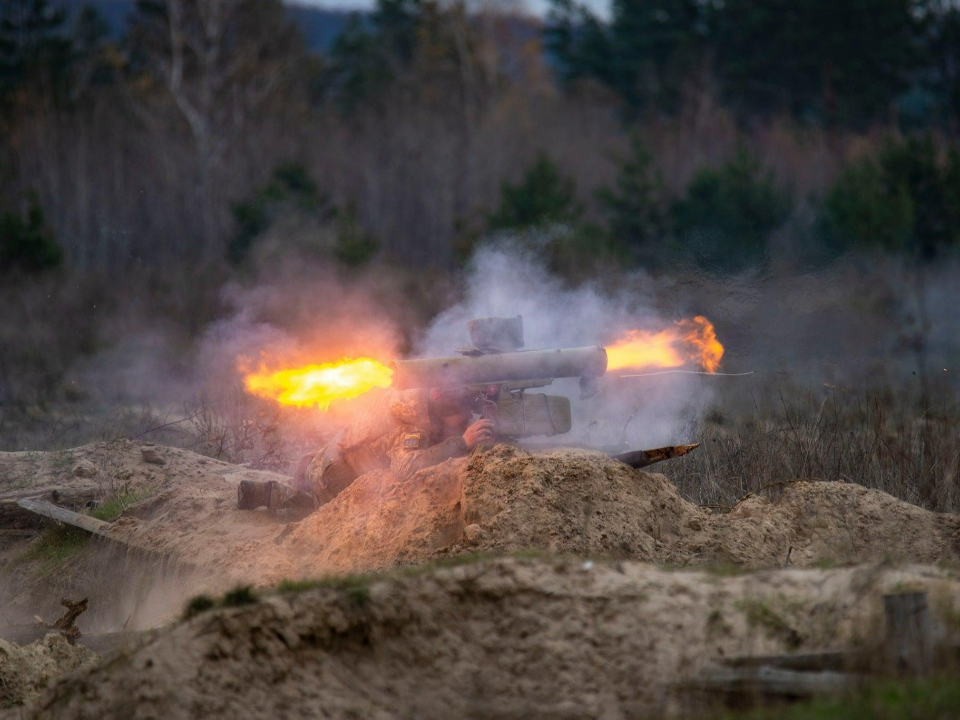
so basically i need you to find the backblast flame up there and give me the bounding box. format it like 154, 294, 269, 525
242, 357, 394, 410
606, 316, 724, 373
242, 316, 723, 410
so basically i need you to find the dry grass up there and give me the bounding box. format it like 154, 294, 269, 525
180, 388, 323, 472
5, 374, 958, 514
673, 380, 960, 513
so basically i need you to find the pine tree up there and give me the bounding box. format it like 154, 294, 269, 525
0, 0, 72, 106
488, 153, 581, 231
715, 0, 922, 125
597, 136, 667, 251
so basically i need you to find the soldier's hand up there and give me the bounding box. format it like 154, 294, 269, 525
462, 419, 496, 449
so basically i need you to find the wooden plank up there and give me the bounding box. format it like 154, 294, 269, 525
15, 496, 200, 574
0, 528, 38, 538
16, 498, 112, 536
723, 650, 854, 672
885, 591, 933, 676
696, 665, 859, 697
2, 488, 99, 529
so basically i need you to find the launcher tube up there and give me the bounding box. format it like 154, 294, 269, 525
391, 346, 608, 390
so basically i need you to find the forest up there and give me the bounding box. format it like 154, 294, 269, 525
2, 0, 959, 273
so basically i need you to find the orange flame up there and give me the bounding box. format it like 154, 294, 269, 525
243, 357, 394, 409
606, 316, 724, 373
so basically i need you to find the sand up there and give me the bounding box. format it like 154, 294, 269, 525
14, 557, 960, 718
3, 441, 958, 589
4, 441, 960, 717
0, 633, 95, 708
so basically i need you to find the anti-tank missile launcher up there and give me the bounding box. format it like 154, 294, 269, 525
391, 316, 606, 439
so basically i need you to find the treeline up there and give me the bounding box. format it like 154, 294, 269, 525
1, 0, 960, 275
549, 0, 960, 130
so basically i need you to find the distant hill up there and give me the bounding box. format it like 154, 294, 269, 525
53, 0, 548, 73
286, 4, 356, 51
54, 0, 361, 53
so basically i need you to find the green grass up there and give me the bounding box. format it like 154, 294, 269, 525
90, 485, 157, 521
271, 551, 657, 603
701, 562, 754, 577
222, 585, 257, 607
182, 594, 216, 620
276, 578, 325, 594
279, 574, 373, 607
182, 585, 259, 621
722, 675, 960, 719
275, 553, 503, 598
12, 525, 89, 573
6, 486, 156, 577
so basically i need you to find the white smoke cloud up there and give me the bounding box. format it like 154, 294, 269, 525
61, 241, 960, 457
418, 242, 714, 448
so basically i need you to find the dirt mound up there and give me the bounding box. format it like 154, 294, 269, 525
278, 445, 960, 577
1, 440, 291, 629
0, 440, 289, 539
696, 480, 960, 567
454, 446, 701, 561
0, 633, 95, 708
19, 557, 960, 719
0, 440, 272, 501
271, 445, 709, 579
4, 443, 960, 590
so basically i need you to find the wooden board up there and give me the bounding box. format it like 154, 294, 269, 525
15, 496, 198, 573
723, 650, 854, 672
15, 498, 112, 536
2, 488, 99, 529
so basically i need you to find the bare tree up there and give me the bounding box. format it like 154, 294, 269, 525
127, 0, 305, 257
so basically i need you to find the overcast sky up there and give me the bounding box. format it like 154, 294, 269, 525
290, 0, 611, 19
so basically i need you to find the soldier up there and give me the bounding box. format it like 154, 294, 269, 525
237, 388, 494, 512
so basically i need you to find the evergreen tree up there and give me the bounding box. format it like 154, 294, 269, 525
926, 0, 960, 130
0, 194, 63, 274
488, 152, 581, 231
715, 0, 922, 125
597, 136, 667, 253
0, 0, 72, 107
547, 0, 709, 113
322, 0, 421, 105
319, 0, 490, 112
672, 151, 792, 271
823, 136, 960, 257
70, 5, 116, 98
230, 163, 379, 267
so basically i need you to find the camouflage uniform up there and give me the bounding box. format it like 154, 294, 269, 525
238, 389, 468, 511
300, 388, 468, 504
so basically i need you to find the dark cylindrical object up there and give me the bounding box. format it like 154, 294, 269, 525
392, 346, 608, 390
884, 592, 933, 676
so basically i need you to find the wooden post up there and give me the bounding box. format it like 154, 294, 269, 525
884, 591, 933, 676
